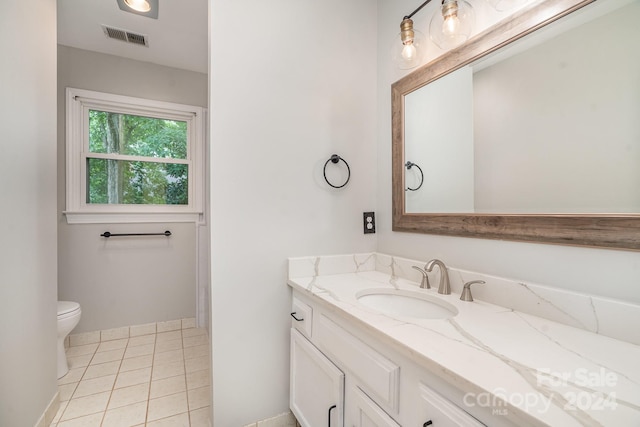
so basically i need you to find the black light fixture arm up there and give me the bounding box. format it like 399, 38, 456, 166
404, 0, 435, 20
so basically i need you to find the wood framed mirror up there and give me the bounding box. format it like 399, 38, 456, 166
392, 0, 640, 251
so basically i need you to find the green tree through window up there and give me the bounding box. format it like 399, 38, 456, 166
87, 111, 188, 205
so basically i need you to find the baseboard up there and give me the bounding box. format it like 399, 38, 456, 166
243, 411, 300, 427
66, 317, 199, 348
34, 391, 59, 427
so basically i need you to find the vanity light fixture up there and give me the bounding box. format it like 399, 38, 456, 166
429, 0, 475, 50
394, 0, 475, 68
116, 0, 159, 19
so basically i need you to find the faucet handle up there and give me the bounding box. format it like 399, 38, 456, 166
411, 266, 430, 289
460, 280, 485, 302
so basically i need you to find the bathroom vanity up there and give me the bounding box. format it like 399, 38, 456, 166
287, 253, 640, 427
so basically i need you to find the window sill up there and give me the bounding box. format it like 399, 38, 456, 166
64, 211, 203, 224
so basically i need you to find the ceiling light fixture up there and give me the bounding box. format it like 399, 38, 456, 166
394, 0, 475, 69
116, 0, 159, 19
124, 0, 151, 12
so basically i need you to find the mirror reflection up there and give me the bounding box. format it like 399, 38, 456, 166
404, 0, 640, 214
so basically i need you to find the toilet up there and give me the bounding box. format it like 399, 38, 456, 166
57, 301, 81, 379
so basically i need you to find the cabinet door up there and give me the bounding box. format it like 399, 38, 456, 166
346, 381, 400, 427
291, 329, 344, 427
413, 382, 486, 427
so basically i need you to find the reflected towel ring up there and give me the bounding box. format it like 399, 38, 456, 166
323, 154, 351, 189
405, 161, 424, 191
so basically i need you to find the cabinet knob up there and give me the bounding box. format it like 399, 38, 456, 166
424, 421, 433, 426
290, 312, 304, 322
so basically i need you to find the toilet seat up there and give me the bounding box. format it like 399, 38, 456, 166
58, 301, 81, 319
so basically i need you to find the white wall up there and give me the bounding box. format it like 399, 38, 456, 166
0, 1, 59, 425
209, 0, 378, 424
377, 0, 640, 307
57, 46, 208, 332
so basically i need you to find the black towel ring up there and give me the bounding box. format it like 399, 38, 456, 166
323, 154, 351, 189
405, 161, 424, 191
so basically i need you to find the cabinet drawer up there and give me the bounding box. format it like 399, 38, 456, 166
315, 314, 400, 414
291, 296, 312, 338
417, 382, 485, 427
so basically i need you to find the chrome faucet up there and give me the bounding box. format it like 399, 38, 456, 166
425, 259, 450, 295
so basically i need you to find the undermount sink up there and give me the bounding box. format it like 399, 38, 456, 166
356, 288, 458, 319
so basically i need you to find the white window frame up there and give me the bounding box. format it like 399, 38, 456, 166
65, 88, 205, 224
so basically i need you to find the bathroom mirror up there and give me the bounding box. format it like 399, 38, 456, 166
392, 0, 640, 250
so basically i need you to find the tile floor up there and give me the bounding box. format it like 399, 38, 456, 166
52, 327, 211, 427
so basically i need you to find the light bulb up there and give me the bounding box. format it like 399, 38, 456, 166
124, 0, 151, 12
442, 14, 460, 36
429, 0, 474, 50
402, 42, 417, 61
392, 17, 425, 69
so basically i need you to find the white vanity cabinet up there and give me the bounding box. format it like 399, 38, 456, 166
290, 329, 344, 427
290, 291, 487, 427
346, 380, 400, 427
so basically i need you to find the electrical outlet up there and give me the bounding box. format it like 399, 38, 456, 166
363, 212, 376, 234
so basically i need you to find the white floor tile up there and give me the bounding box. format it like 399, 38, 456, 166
185, 355, 209, 374
146, 412, 190, 427
128, 334, 156, 347
187, 386, 211, 411
151, 360, 185, 381
156, 330, 182, 342
183, 335, 208, 348
58, 368, 86, 386
97, 338, 129, 352
60, 391, 110, 421
150, 375, 187, 399
186, 369, 210, 390
58, 326, 210, 427
101, 401, 147, 427
91, 348, 125, 365
58, 383, 78, 402
189, 406, 211, 427
66, 353, 93, 369
69, 331, 100, 347
182, 328, 206, 338
65, 343, 99, 358
119, 354, 153, 373
108, 383, 150, 410
183, 344, 209, 360
73, 375, 116, 399
155, 339, 183, 353
115, 367, 152, 389
153, 349, 184, 365
56, 412, 103, 427
83, 361, 120, 380
124, 343, 155, 359
147, 392, 188, 422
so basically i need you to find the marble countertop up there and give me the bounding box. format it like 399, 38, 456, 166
288, 263, 640, 427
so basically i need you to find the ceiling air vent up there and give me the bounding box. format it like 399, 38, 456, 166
102, 25, 149, 47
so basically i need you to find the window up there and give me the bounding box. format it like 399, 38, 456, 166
65, 88, 205, 223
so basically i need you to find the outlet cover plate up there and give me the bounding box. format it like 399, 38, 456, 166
363, 212, 376, 234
